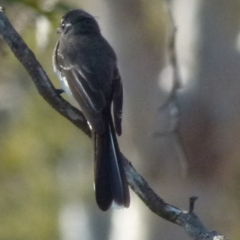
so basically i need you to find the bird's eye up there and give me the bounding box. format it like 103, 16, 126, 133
61, 21, 71, 29
59, 19, 72, 34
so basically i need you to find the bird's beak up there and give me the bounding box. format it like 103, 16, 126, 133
56, 28, 62, 34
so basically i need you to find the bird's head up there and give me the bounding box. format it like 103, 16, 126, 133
57, 9, 100, 35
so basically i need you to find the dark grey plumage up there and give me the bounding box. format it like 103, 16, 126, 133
53, 9, 130, 211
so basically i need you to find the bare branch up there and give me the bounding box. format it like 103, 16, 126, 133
0, 7, 227, 240
156, 2, 189, 177
159, 1, 182, 111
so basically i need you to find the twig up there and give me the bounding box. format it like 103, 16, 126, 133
159, 1, 181, 111
0, 8, 227, 240
189, 196, 198, 213
156, 2, 189, 177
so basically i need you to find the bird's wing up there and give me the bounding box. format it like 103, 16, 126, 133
54, 41, 107, 134
112, 68, 123, 136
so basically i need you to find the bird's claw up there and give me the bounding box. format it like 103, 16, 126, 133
56, 88, 64, 95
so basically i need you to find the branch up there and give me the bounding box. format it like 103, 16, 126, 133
155, 2, 189, 178
0, 7, 227, 240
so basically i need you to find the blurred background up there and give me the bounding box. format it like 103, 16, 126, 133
0, 0, 240, 239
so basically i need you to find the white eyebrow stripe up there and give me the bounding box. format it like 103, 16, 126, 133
65, 23, 72, 28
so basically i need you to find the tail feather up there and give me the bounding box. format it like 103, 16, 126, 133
108, 117, 130, 208
94, 115, 130, 211
94, 131, 112, 211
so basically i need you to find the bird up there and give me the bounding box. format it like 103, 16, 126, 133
52, 9, 130, 211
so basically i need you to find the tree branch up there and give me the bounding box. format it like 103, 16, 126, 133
0, 7, 227, 240
155, 2, 189, 178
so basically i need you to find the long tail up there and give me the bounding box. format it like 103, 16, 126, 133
93, 115, 130, 211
